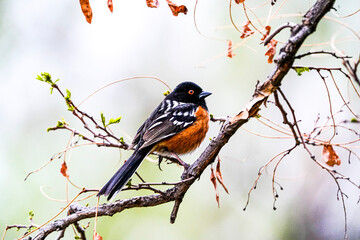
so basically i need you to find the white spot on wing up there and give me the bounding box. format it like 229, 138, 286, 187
173, 120, 184, 126
183, 121, 193, 127
160, 101, 166, 111
172, 101, 179, 107
160, 133, 175, 139
155, 113, 168, 122
165, 100, 172, 112
148, 121, 162, 130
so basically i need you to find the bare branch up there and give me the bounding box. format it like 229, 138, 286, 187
73, 222, 87, 240
294, 50, 352, 59
274, 90, 300, 145
343, 56, 360, 86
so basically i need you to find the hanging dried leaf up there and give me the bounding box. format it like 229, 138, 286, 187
108, 0, 113, 13
322, 144, 341, 166
216, 158, 229, 194
146, 0, 159, 8
265, 39, 277, 63
227, 40, 235, 58
235, 0, 245, 3
240, 21, 254, 39
261, 25, 271, 41
79, 0, 92, 24
210, 166, 220, 207
166, 0, 188, 16
60, 161, 69, 178
93, 232, 103, 240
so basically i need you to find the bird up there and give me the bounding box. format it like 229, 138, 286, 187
97, 81, 212, 200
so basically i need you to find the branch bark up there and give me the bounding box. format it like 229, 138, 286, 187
30, 0, 336, 239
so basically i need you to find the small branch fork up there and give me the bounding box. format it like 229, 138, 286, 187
7, 0, 360, 240
343, 56, 360, 86
291, 65, 360, 118
273, 90, 300, 145
244, 88, 360, 240
1, 225, 38, 240
263, 22, 297, 46
47, 84, 130, 150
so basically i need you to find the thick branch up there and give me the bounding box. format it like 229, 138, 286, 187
29, 0, 336, 239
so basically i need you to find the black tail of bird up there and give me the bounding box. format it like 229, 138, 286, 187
97, 147, 151, 201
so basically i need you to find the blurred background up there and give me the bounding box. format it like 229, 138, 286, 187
0, 0, 359, 239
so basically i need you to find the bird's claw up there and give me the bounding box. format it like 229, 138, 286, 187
158, 156, 163, 171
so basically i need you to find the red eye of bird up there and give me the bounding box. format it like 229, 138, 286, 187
188, 90, 194, 95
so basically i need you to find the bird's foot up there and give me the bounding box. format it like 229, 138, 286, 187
158, 156, 163, 171
170, 152, 190, 170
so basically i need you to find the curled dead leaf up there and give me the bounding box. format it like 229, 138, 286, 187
79, 0, 92, 24
210, 166, 220, 208
240, 21, 254, 39
265, 39, 277, 63
261, 26, 271, 41
230, 110, 249, 124
216, 158, 229, 194
322, 144, 341, 167
93, 232, 103, 240
235, 0, 245, 3
146, 0, 159, 8
166, 0, 188, 16
108, 0, 113, 13
227, 40, 235, 58
60, 161, 69, 178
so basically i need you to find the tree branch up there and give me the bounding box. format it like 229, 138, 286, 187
24, 0, 337, 239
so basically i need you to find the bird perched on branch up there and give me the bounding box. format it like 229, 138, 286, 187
97, 81, 211, 200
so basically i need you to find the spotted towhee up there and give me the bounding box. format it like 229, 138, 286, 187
97, 81, 211, 200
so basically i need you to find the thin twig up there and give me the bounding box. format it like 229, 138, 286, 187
243, 149, 289, 211
271, 146, 296, 210
55, 229, 65, 240
73, 222, 86, 240
294, 50, 352, 59
316, 70, 337, 142
263, 22, 297, 45
274, 90, 300, 145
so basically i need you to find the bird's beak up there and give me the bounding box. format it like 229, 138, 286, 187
199, 91, 212, 99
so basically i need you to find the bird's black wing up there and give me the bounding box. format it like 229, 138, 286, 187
131, 100, 165, 147
139, 102, 198, 149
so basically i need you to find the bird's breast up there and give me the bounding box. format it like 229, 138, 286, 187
153, 106, 209, 154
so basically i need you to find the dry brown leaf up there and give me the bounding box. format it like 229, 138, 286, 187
166, 0, 188, 16
79, 0, 92, 24
235, 0, 245, 3
261, 25, 271, 41
265, 39, 277, 63
93, 232, 103, 240
210, 166, 220, 208
108, 0, 113, 13
322, 144, 341, 166
240, 21, 254, 39
227, 40, 235, 58
230, 110, 249, 124
216, 158, 229, 194
146, 0, 159, 8
60, 161, 69, 178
